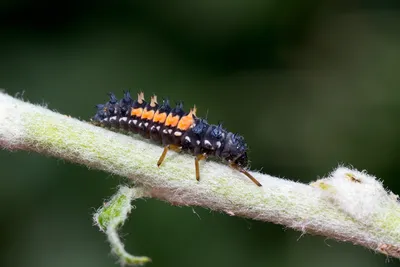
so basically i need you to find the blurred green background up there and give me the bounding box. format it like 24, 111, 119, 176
1, 1, 400, 267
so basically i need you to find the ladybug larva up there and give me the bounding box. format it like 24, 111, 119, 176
91, 91, 262, 186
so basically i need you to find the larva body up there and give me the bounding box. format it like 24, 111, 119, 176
91, 91, 261, 186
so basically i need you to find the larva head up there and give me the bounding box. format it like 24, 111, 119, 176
232, 136, 249, 167
221, 133, 249, 167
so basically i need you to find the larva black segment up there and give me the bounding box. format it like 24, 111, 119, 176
149, 98, 172, 143
92, 104, 107, 126
161, 101, 185, 147
117, 91, 134, 130
103, 93, 118, 128
91, 91, 262, 186
181, 118, 208, 155
138, 95, 158, 139
128, 92, 146, 133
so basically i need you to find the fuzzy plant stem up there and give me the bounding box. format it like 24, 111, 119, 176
1, 91, 400, 260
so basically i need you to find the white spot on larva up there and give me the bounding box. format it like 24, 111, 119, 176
185, 136, 191, 142
128, 120, 132, 124
216, 141, 222, 148
119, 117, 127, 122
174, 131, 182, 136
144, 122, 149, 127
156, 126, 161, 131
163, 129, 168, 134
196, 140, 200, 145
110, 116, 117, 121
133, 119, 138, 125
103, 118, 109, 122
168, 129, 173, 134
204, 140, 212, 147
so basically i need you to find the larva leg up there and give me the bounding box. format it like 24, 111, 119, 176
157, 145, 181, 167
229, 162, 262, 187
195, 153, 207, 181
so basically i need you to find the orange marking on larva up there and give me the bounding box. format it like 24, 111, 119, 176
131, 108, 143, 117
177, 107, 196, 130
165, 114, 180, 127
153, 111, 167, 123
141, 109, 155, 120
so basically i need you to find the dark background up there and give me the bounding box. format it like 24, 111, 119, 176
1, 1, 400, 267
